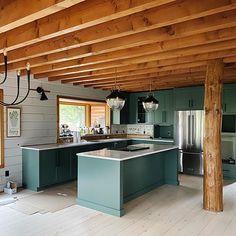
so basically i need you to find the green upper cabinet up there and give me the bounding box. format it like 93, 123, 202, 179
222, 86, 236, 114
154, 90, 174, 125
128, 90, 174, 125
111, 92, 130, 124
128, 93, 137, 124
174, 86, 204, 110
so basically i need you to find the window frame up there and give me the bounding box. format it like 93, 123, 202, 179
57, 95, 110, 140
0, 89, 4, 168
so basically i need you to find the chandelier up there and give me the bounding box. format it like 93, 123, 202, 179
0, 50, 31, 106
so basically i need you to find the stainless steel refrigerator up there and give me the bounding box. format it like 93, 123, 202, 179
175, 110, 204, 176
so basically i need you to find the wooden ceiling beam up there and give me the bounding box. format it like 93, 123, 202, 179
61, 66, 206, 84
49, 63, 206, 82
0, 0, 86, 33
2, 1, 236, 65
71, 61, 208, 86
0, 0, 176, 52
89, 68, 236, 88
60, 49, 236, 84
100, 75, 236, 92
90, 74, 206, 89
5, 25, 236, 72
31, 39, 236, 78
123, 77, 236, 92
100, 79, 206, 90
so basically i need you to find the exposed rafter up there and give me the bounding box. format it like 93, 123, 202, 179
1, 0, 236, 91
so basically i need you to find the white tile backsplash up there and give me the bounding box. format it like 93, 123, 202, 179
111, 124, 154, 136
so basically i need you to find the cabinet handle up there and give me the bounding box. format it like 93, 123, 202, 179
188, 100, 191, 108
162, 111, 167, 123
191, 99, 194, 108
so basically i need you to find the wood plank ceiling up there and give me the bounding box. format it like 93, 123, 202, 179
1, 0, 236, 92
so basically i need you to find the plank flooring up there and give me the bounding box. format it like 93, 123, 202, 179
0, 175, 236, 236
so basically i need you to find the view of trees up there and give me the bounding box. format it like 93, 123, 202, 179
59, 104, 85, 131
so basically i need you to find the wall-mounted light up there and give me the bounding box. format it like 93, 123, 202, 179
30, 87, 50, 101
36, 87, 48, 101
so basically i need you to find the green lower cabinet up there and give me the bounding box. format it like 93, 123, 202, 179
40, 150, 57, 188
56, 149, 71, 183
77, 149, 178, 217
222, 163, 236, 180
22, 141, 130, 191
70, 147, 79, 179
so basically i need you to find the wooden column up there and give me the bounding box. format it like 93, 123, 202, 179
203, 59, 224, 212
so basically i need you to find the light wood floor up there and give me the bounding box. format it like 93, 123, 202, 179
1, 175, 236, 236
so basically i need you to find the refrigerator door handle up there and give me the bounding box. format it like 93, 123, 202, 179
192, 115, 195, 146
188, 115, 191, 145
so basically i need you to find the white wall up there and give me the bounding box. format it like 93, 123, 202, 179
0, 72, 109, 190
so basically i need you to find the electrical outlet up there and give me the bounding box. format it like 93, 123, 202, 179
5, 170, 9, 177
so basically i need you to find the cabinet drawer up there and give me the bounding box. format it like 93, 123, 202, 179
222, 164, 236, 179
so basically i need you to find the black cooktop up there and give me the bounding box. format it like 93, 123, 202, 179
111, 145, 150, 152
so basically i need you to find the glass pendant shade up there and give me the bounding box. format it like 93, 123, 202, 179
142, 94, 159, 112
106, 89, 125, 110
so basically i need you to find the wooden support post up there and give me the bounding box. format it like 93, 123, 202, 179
203, 59, 224, 212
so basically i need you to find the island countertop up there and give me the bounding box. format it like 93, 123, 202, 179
77, 143, 178, 161
21, 138, 174, 151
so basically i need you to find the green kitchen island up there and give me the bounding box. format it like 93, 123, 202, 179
77, 143, 179, 217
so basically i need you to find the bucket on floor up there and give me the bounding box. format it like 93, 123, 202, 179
4, 181, 17, 194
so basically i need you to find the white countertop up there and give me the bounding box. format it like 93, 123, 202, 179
21, 138, 130, 151
77, 144, 178, 161
132, 138, 174, 143
21, 137, 174, 151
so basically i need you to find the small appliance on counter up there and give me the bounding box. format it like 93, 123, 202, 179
154, 125, 173, 139
59, 124, 73, 143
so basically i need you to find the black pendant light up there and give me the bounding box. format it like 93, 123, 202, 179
0, 50, 31, 106
106, 69, 125, 110
142, 80, 159, 112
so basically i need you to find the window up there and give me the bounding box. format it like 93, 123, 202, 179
59, 104, 86, 131
57, 96, 110, 136
0, 89, 4, 168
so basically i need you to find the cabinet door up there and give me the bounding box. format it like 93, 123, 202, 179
164, 93, 173, 111
165, 110, 174, 125
223, 88, 236, 113
40, 150, 57, 187
154, 92, 165, 110
222, 163, 236, 179
57, 149, 71, 183
128, 94, 137, 124
154, 110, 163, 124
191, 87, 204, 110
174, 87, 204, 110
174, 89, 192, 110
70, 148, 79, 180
